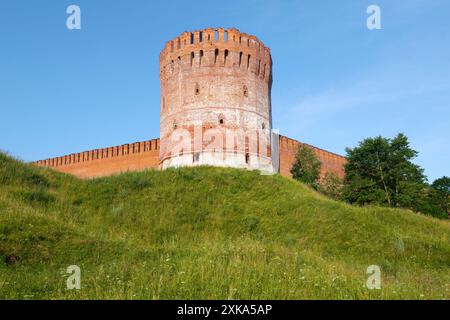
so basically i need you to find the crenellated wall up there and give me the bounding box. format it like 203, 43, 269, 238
34, 135, 346, 180
159, 28, 271, 84
34, 139, 160, 179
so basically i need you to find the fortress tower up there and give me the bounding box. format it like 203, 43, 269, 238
159, 28, 274, 173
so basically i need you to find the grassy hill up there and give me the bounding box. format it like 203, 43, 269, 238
0, 152, 449, 299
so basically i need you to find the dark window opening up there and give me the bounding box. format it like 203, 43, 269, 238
243, 85, 248, 97
224, 50, 229, 65
195, 83, 200, 95
214, 49, 219, 64
245, 153, 250, 164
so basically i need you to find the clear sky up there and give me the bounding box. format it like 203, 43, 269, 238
0, 0, 448, 182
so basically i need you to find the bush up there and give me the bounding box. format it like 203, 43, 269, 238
290, 145, 321, 187
318, 172, 344, 200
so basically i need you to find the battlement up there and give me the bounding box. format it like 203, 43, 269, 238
34, 139, 160, 178
159, 28, 272, 83
35, 139, 160, 168
34, 135, 346, 180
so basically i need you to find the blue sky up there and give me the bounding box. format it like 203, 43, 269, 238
0, 0, 448, 181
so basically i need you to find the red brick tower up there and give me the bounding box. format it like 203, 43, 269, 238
159, 28, 274, 172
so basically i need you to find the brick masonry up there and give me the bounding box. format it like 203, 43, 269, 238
159, 28, 273, 172
34, 135, 346, 179
34, 139, 160, 179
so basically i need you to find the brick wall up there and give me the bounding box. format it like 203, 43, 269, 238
278, 135, 347, 179
34, 135, 346, 180
34, 139, 160, 179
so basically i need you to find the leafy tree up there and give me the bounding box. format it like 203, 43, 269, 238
431, 176, 450, 217
342, 134, 448, 218
396, 181, 446, 219
343, 133, 429, 210
291, 145, 321, 187
341, 177, 386, 205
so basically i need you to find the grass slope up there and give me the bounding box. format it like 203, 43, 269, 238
0, 152, 449, 299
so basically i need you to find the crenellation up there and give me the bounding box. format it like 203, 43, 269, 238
159, 28, 272, 84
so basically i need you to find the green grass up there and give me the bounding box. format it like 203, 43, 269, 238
0, 151, 449, 299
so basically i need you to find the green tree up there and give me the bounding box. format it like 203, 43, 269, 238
290, 145, 321, 187
431, 176, 450, 217
342, 133, 428, 210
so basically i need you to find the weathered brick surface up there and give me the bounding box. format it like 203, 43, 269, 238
159, 28, 273, 172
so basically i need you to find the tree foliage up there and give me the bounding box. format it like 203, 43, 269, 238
342, 133, 447, 218
431, 176, 450, 218
290, 145, 321, 187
